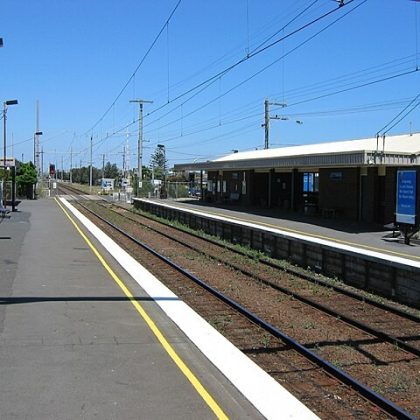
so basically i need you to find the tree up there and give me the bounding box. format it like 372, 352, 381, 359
142, 165, 152, 180
149, 145, 167, 180
103, 162, 119, 179
71, 166, 101, 185
16, 162, 37, 198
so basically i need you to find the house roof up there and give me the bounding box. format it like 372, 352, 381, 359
174, 132, 420, 172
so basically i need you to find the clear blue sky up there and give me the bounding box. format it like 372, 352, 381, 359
1, 0, 419, 171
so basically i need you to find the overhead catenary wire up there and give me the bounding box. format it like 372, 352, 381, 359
145, 52, 419, 141
83, 57, 416, 164
83, 0, 182, 136
145, 0, 324, 103
80, 0, 359, 155
137, 0, 340, 133
287, 68, 419, 108
142, 0, 368, 135
73, 0, 419, 171
143, 0, 359, 124
377, 93, 420, 136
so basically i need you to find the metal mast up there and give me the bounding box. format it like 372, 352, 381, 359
262, 98, 287, 149
129, 99, 153, 191
35, 101, 41, 176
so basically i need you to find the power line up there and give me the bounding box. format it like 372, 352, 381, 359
144, 0, 359, 123
80, 0, 377, 166
377, 93, 420, 135
147, 55, 418, 140
83, 0, 182, 135
288, 68, 419, 108
81, 0, 356, 154
143, 0, 368, 136
275, 54, 418, 100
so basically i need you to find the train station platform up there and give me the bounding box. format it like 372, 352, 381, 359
0, 198, 316, 419
137, 198, 420, 263
133, 197, 420, 309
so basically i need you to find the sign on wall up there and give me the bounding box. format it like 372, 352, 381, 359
396, 170, 417, 225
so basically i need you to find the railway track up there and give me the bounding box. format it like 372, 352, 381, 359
58, 184, 419, 418
101, 201, 420, 356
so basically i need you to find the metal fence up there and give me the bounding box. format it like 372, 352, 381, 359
135, 181, 202, 200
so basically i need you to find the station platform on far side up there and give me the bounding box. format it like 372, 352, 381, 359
135, 198, 420, 264
0, 198, 317, 420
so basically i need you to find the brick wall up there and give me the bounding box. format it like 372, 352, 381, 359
319, 168, 359, 220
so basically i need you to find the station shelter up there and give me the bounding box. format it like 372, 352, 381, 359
174, 133, 420, 225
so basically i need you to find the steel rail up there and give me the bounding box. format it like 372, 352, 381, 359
119, 201, 420, 324
58, 183, 420, 324
94, 200, 420, 357
75, 198, 415, 420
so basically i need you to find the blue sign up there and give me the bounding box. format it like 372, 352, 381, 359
396, 170, 417, 225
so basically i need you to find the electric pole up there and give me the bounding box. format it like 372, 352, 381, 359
129, 99, 153, 194
89, 135, 93, 192
102, 153, 105, 182
35, 100, 41, 176
70, 147, 73, 183
262, 98, 287, 149
41, 147, 44, 177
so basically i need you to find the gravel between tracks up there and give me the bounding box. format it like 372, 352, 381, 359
77, 198, 419, 418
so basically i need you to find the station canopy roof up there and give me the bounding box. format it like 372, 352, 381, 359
174, 132, 420, 172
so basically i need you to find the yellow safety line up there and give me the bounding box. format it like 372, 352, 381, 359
179, 205, 420, 262
54, 198, 228, 420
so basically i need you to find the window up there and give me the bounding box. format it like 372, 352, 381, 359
303, 172, 319, 193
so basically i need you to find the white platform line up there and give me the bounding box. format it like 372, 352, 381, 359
137, 198, 420, 269
60, 197, 318, 420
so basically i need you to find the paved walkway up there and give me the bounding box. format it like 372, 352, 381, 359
151, 198, 420, 262
0, 198, 262, 419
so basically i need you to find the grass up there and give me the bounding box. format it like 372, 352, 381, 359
209, 315, 232, 333
331, 359, 345, 369
260, 333, 272, 349
130, 205, 420, 319
301, 320, 316, 330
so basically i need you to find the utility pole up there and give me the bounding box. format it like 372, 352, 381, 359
54, 149, 57, 180
89, 135, 93, 192
61, 156, 64, 181
34, 101, 42, 177
102, 153, 105, 183
129, 99, 153, 194
70, 147, 73, 183
262, 98, 287, 149
41, 147, 44, 177
122, 144, 126, 179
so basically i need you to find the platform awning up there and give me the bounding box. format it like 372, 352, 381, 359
174, 133, 420, 172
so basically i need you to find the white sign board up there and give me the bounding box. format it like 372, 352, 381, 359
0, 158, 16, 168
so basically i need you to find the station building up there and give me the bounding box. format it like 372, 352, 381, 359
174, 132, 420, 225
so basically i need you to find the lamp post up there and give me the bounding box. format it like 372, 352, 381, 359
2, 99, 18, 208
33, 131, 43, 173
33, 131, 43, 199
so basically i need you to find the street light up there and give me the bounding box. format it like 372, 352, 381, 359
2, 99, 18, 208
33, 131, 43, 200
33, 131, 43, 173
